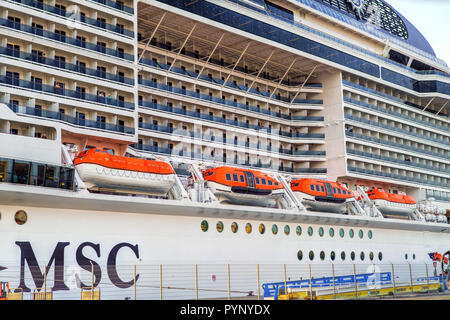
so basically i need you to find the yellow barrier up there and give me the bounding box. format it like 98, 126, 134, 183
81, 287, 101, 300
7, 288, 23, 300
32, 288, 53, 300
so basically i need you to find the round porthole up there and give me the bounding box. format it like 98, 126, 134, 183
329, 228, 335, 238
231, 222, 238, 233
359, 230, 364, 239
368, 230, 373, 239
307, 226, 313, 236
259, 223, 266, 234
405, 253, 408, 260
309, 251, 314, 261
349, 229, 354, 238
284, 225, 290, 235
15, 210, 27, 225
339, 228, 345, 238
350, 251, 355, 261
245, 223, 252, 234
318, 227, 324, 237
369, 252, 374, 261
330, 251, 336, 261
297, 250, 303, 261
320, 251, 325, 261
341, 251, 346, 261
360, 252, 365, 261
272, 224, 278, 235
378, 252, 383, 261
296, 226, 302, 236
413, 254, 416, 260
216, 221, 224, 233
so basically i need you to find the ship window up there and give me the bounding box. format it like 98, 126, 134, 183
297, 250, 303, 261
12, 161, 30, 184
351, 251, 355, 261
329, 228, 335, 237
369, 252, 374, 261
337, 189, 342, 194
245, 223, 252, 234
349, 229, 354, 238
216, 221, 224, 233
360, 252, 365, 261
330, 251, 335, 261
255, 177, 260, 184
341, 251, 346, 261
14, 210, 27, 225
231, 222, 238, 233
405, 253, 408, 260
259, 224, 265, 234
378, 252, 383, 261
359, 230, 364, 239
296, 226, 302, 236
268, 180, 273, 186
333, 187, 336, 193
339, 228, 345, 238
309, 251, 314, 261
318, 227, 324, 237
275, 182, 279, 186
232, 174, 238, 182
310, 185, 314, 191
320, 251, 325, 260
284, 225, 290, 235
321, 186, 324, 192
226, 173, 231, 181
272, 224, 278, 235
201, 220, 208, 232
315, 185, 320, 191
368, 230, 373, 239
261, 179, 266, 185
239, 175, 244, 182
413, 254, 416, 260
307, 226, 313, 236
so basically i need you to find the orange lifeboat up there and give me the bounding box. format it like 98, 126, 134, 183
365, 188, 416, 217
74, 148, 175, 195
202, 166, 284, 207
290, 179, 354, 213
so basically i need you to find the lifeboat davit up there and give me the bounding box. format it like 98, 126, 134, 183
202, 166, 284, 207
290, 179, 354, 213
74, 148, 175, 195
365, 188, 416, 218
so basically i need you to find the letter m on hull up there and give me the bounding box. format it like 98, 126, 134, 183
15, 242, 70, 292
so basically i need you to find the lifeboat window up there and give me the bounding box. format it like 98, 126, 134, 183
337, 189, 342, 194
309, 251, 314, 261
315, 185, 320, 191
275, 182, 279, 186
341, 251, 346, 261
201, 220, 208, 232
350, 251, 355, 261
318, 227, 324, 237
268, 180, 273, 186
261, 179, 266, 185
297, 250, 303, 261
284, 225, 290, 235
272, 224, 278, 235
349, 229, 354, 238
231, 222, 238, 233
239, 175, 245, 182
226, 173, 231, 181
216, 221, 224, 233
307, 227, 313, 236
333, 187, 336, 193
245, 223, 252, 234
232, 174, 238, 182
296, 226, 302, 236
310, 185, 314, 191
255, 177, 260, 184
329, 228, 335, 237
320, 251, 325, 261
330, 251, 335, 261
259, 224, 265, 234
320, 186, 324, 192
339, 228, 345, 238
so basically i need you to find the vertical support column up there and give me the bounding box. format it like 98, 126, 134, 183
308, 264, 312, 300
391, 264, 396, 298
195, 264, 198, 300
332, 263, 336, 299
353, 264, 358, 299
227, 264, 231, 300
409, 263, 413, 293
91, 261, 94, 300
257, 264, 260, 301
283, 264, 287, 300
43, 265, 47, 300
425, 263, 429, 294
134, 265, 137, 300
160, 264, 163, 300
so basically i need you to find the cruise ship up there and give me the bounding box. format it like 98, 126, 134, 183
0, 0, 449, 300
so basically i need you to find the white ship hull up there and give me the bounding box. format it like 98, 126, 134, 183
76, 163, 175, 196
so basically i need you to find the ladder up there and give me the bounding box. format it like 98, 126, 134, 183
61, 144, 88, 192
356, 187, 384, 218
276, 174, 305, 211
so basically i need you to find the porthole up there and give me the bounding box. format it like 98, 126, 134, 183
297, 250, 303, 261
259, 223, 266, 234
341, 251, 346, 261
245, 223, 252, 234
360, 252, 365, 261
272, 224, 278, 235
351, 251, 355, 261
296, 226, 302, 236
349, 229, 354, 238
413, 254, 416, 260
368, 230, 373, 239
339, 228, 345, 238
320, 251, 325, 261
309, 251, 314, 261
318, 227, 324, 237
15, 210, 28, 225
307, 226, 313, 236
329, 228, 335, 238
405, 253, 408, 260
216, 221, 224, 233
200, 221, 208, 232
330, 251, 336, 261
284, 225, 290, 235
378, 252, 383, 261
231, 222, 238, 233
369, 252, 374, 261
358, 230, 364, 239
